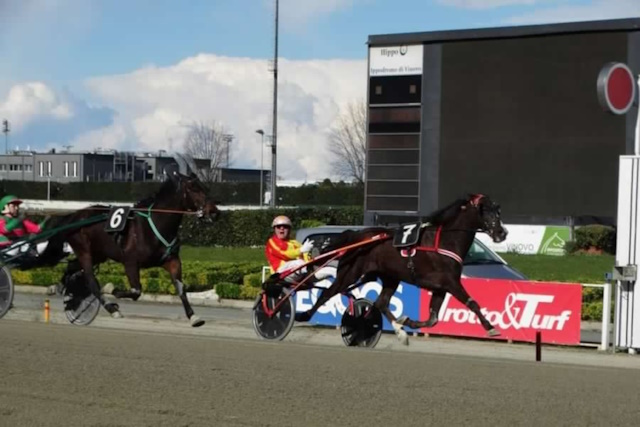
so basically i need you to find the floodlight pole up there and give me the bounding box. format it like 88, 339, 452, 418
270, 0, 279, 208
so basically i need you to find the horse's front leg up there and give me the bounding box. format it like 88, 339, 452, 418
446, 280, 499, 337
403, 280, 499, 337
162, 256, 204, 327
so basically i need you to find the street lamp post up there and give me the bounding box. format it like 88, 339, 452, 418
255, 129, 265, 207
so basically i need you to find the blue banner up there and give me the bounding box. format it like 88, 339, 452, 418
294, 278, 421, 332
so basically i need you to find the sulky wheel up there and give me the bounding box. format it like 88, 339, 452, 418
252, 290, 295, 341
0, 266, 14, 320
341, 298, 383, 348
63, 272, 100, 326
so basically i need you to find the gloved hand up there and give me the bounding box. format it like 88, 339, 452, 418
300, 240, 314, 254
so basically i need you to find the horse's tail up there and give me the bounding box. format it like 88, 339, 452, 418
36, 207, 108, 266
321, 227, 388, 269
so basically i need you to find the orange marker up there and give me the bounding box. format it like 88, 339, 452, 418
44, 299, 50, 323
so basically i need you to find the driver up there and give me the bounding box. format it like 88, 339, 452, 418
0, 195, 43, 252
265, 215, 314, 274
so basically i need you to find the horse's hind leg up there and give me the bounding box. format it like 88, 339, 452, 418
294, 266, 357, 323
163, 256, 204, 327
112, 261, 142, 301
402, 289, 446, 330
72, 254, 122, 318
373, 279, 409, 345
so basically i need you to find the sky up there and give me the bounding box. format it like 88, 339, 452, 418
0, 0, 638, 182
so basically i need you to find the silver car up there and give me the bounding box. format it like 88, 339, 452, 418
294, 225, 527, 280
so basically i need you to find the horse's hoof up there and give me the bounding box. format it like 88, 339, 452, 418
487, 328, 500, 337
295, 312, 311, 322
397, 329, 410, 346
111, 311, 123, 319
102, 283, 115, 295
190, 316, 205, 327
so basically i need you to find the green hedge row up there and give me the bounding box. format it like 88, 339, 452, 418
180, 206, 363, 246
565, 225, 616, 255
11, 261, 264, 295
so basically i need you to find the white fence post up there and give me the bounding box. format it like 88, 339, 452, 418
581, 283, 610, 351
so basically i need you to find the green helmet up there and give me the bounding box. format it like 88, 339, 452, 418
0, 195, 23, 214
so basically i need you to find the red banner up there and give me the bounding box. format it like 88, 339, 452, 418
419, 279, 582, 345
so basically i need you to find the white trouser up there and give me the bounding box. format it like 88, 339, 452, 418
276, 259, 336, 282
3, 241, 73, 257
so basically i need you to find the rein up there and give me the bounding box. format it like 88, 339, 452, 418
135, 203, 178, 256
29, 206, 202, 216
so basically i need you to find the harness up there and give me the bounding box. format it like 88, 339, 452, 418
413, 225, 463, 264
397, 194, 486, 277
135, 203, 178, 259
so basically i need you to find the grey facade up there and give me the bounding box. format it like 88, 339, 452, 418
0, 150, 261, 184
365, 18, 640, 226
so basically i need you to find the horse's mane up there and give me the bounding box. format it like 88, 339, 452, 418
423, 198, 467, 225
134, 178, 179, 208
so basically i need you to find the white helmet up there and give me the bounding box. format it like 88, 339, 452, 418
271, 215, 292, 228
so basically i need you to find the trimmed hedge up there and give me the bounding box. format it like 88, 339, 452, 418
179, 206, 363, 247
565, 225, 616, 255
10, 260, 264, 295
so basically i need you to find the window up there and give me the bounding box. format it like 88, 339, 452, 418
0, 164, 6, 171
64, 161, 69, 177
39, 161, 44, 177
25, 164, 32, 172
72, 161, 78, 177
47, 161, 52, 176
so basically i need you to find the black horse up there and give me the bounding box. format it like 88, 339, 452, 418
294, 194, 508, 344
42, 171, 219, 327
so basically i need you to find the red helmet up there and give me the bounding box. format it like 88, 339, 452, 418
271, 215, 292, 228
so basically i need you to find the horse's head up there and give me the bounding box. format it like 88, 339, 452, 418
170, 171, 220, 222
468, 194, 507, 243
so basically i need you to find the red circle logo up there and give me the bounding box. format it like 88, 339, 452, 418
597, 63, 636, 115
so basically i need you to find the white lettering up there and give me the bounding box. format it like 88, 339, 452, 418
295, 281, 405, 319
438, 292, 573, 331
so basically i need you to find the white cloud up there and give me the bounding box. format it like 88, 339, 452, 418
0, 82, 74, 130
437, 0, 539, 10
269, 0, 361, 30
83, 54, 366, 181
504, 0, 640, 24
66, 123, 128, 152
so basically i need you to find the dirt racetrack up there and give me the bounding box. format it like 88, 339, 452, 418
2, 320, 640, 427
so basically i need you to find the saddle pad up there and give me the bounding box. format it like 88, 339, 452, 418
392, 221, 422, 247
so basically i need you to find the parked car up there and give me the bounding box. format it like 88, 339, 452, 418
294, 225, 527, 280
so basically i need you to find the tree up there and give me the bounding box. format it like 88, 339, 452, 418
179, 121, 233, 183
328, 100, 366, 185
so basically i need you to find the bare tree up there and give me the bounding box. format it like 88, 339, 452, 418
179, 121, 233, 183
328, 100, 366, 184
